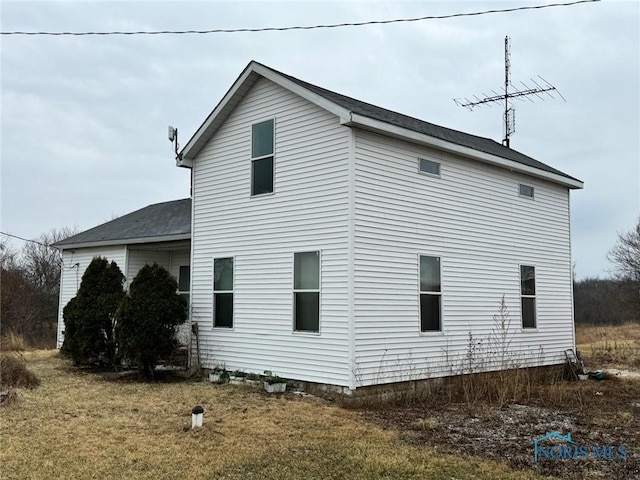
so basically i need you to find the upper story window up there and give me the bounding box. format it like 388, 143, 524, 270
419, 158, 441, 177
519, 183, 534, 199
251, 119, 274, 196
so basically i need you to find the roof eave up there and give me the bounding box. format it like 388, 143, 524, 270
54, 233, 192, 251
343, 113, 584, 190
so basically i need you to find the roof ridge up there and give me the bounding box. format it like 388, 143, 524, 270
261, 62, 501, 146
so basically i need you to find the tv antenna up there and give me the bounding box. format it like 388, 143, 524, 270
454, 36, 565, 148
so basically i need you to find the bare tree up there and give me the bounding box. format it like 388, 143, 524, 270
1, 227, 78, 347
607, 217, 640, 320
608, 217, 640, 282
21, 227, 76, 296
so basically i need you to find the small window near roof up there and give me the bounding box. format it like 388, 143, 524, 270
519, 184, 534, 198
419, 158, 440, 176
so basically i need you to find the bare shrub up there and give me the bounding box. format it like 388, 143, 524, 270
1, 331, 28, 352
0, 353, 41, 389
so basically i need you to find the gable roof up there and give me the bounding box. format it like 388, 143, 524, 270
53, 198, 191, 249
180, 61, 582, 189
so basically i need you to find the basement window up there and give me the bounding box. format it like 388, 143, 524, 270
293, 251, 320, 333
419, 255, 442, 332
520, 265, 536, 329
419, 158, 441, 177
213, 257, 234, 328
519, 183, 534, 199
251, 119, 274, 196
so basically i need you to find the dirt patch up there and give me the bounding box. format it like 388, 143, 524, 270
363, 377, 640, 480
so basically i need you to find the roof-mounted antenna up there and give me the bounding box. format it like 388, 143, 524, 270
168, 125, 182, 162
453, 36, 565, 148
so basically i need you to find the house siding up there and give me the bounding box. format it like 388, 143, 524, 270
353, 129, 574, 387
190, 77, 351, 385
126, 249, 170, 285
56, 246, 127, 348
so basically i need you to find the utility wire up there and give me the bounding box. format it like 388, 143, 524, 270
1, 0, 600, 36
0, 231, 51, 248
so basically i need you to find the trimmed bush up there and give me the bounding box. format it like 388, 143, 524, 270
61, 257, 125, 366
116, 263, 187, 378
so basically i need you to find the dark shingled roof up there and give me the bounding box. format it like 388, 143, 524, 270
261, 63, 579, 182
53, 198, 191, 247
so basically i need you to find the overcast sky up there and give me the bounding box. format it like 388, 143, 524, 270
1, 0, 638, 280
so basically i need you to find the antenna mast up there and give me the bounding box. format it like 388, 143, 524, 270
454, 36, 565, 148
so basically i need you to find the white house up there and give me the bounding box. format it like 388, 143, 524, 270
56, 61, 583, 392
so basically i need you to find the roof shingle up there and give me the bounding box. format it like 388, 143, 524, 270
53, 198, 191, 248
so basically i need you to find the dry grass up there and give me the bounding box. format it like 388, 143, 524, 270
0, 351, 548, 480
0, 353, 41, 389
1, 333, 40, 397
1, 331, 28, 353
575, 322, 640, 368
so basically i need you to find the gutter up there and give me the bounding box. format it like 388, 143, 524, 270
53, 234, 191, 251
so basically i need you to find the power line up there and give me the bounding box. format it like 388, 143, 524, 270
1, 0, 600, 36
0, 231, 50, 248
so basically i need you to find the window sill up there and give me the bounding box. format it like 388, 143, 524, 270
419, 330, 444, 336
292, 330, 321, 336
250, 191, 275, 199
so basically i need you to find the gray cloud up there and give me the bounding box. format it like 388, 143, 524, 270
1, 1, 638, 279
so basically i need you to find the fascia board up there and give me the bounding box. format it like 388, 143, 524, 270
181, 62, 352, 162
54, 234, 191, 251
181, 65, 258, 161
252, 64, 352, 122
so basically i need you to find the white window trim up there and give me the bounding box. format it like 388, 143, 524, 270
213, 256, 235, 329
518, 183, 535, 199
519, 264, 537, 331
250, 117, 276, 197
292, 250, 321, 335
418, 157, 441, 178
418, 253, 444, 335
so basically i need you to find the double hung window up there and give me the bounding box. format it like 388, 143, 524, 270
419, 255, 441, 332
251, 119, 274, 195
214, 258, 234, 328
293, 251, 320, 332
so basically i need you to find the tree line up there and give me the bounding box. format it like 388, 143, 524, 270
574, 218, 640, 325
1, 228, 76, 348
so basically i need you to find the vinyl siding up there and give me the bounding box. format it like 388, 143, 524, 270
353, 129, 574, 386
191, 78, 351, 385
56, 246, 126, 348
126, 249, 170, 285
